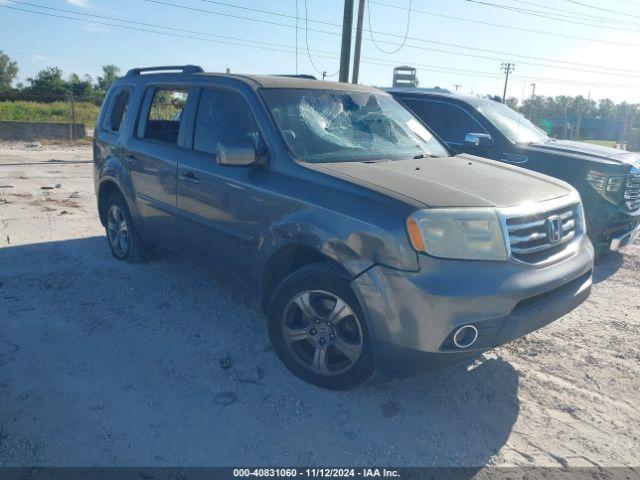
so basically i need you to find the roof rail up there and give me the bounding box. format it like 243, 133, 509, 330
125, 65, 204, 77
272, 74, 317, 80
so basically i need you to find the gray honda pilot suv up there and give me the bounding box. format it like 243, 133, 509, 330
94, 66, 594, 389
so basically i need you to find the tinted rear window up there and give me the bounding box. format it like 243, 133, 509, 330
103, 88, 130, 133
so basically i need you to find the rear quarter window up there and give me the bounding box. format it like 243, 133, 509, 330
102, 87, 132, 134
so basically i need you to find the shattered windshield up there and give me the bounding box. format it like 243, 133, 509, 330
261, 88, 449, 163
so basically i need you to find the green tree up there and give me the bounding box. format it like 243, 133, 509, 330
0, 50, 19, 91
97, 64, 120, 92
570, 95, 596, 139
597, 99, 616, 119
505, 96, 519, 111
615, 102, 640, 142
26, 67, 69, 96
68, 73, 94, 97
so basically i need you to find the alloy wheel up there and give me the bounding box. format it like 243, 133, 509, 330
281, 290, 364, 376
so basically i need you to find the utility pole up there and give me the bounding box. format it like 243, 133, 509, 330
339, 0, 354, 83
528, 82, 536, 118
351, 0, 365, 84
454, 84, 461, 91
68, 95, 73, 144
501, 62, 515, 103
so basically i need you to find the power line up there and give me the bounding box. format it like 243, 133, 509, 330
9, 0, 640, 79
613, 0, 640, 6
0, 4, 301, 54
500, 0, 640, 25
198, 0, 341, 28
463, 0, 640, 31
368, 0, 640, 47
561, 0, 640, 20
7, 0, 301, 51
143, 0, 321, 33
367, 0, 413, 54
5, 1, 640, 90
11, 38, 640, 91
198, 0, 549, 56
303, 0, 338, 77
137, 0, 640, 75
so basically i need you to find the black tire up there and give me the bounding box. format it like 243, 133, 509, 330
104, 191, 150, 263
267, 263, 374, 390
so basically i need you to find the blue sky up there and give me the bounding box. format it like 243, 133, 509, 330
1, 0, 639, 103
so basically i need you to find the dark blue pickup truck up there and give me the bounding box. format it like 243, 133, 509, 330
390, 89, 640, 257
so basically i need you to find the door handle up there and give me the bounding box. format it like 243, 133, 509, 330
124, 154, 137, 164
179, 171, 200, 184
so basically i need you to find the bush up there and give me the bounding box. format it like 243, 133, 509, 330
0, 100, 100, 128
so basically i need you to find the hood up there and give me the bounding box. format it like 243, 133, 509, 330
313, 154, 573, 208
528, 140, 640, 168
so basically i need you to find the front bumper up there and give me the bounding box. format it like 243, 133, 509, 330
351, 239, 594, 377
610, 222, 640, 251
585, 197, 640, 252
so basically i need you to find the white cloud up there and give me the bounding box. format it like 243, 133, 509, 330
66, 0, 91, 7
81, 22, 107, 32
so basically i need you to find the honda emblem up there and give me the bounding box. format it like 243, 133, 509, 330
547, 215, 563, 244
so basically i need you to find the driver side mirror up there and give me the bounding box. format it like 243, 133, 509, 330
464, 133, 494, 148
217, 141, 263, 167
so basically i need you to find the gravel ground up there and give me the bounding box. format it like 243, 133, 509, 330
0, 145, 639, 468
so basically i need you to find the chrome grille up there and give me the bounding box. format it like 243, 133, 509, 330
505, 203, 582, 265
625, 173, 640, 211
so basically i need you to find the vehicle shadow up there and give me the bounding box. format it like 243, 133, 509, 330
357, 357, 519, 470
593, 251, 624, 284
0, 236, 519, 469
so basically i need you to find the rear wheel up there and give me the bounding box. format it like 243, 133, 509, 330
267, 263, 373, 390
104, 192, 149, 263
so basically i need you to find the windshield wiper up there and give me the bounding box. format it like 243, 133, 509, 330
414, 153, 446, 159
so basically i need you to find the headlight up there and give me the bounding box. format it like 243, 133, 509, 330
587, 170, 625, 194
586, 170, 606, 193
406, 208, 508, 261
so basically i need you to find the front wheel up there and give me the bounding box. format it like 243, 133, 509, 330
267, 263, 373, 390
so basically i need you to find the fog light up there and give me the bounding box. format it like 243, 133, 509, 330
453, 325, 479, 349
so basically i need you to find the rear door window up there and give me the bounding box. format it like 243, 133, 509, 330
402, 99, 484, 146
193, 89, 260, 155
139, 88, 189, 145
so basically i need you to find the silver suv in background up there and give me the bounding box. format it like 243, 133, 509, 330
94, 66, 593, 389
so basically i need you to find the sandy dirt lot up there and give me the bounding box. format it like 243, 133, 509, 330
1, 145, 639, 468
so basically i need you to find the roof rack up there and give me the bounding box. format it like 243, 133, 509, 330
125, 65, 204, 77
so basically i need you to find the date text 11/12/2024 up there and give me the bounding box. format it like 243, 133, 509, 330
232, 468, 400, 478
